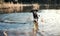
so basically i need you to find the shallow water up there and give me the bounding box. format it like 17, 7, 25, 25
0, 13, 34, 36
0, 10, 60, 36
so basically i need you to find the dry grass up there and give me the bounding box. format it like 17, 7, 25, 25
0, 3, 39, 13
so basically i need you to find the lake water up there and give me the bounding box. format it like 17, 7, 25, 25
0, 13, 34, 36
0, 10, 60, 36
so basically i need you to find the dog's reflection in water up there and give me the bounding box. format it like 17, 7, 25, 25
33, 20, 38, 36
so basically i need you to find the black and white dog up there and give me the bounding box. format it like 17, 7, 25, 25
31, 10, 39, 33
31, 10, 38, 21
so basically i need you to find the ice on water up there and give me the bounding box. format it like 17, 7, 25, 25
37, 10, 60, 36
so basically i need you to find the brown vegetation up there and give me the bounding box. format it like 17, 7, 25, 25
0, 3, 39, 13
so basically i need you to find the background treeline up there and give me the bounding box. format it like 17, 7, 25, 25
4, 0, 60, 4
